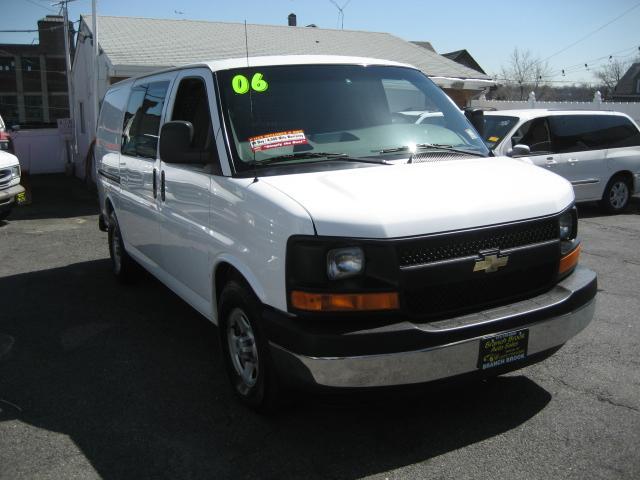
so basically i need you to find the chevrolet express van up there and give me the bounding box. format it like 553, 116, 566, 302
95, 56, 597, 410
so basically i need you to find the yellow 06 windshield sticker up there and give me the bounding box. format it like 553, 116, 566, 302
232, 73, 269, 94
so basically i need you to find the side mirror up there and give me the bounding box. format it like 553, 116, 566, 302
464, 108, 484, 138
507, 144, 531, 157
159, 120, 206, 164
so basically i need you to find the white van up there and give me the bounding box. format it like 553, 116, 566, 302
96, 56, 597, 410
0, 150, 25, 221
483, 109, 640, 213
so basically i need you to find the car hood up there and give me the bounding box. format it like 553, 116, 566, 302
0, 150, 19, 169
261, 156, 574, 238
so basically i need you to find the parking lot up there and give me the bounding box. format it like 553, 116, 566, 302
0, 174, 639, 480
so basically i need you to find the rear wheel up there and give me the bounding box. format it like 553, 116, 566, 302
600, 175, 631, 214
108, 211, 136, 282
219, 280, 281, 412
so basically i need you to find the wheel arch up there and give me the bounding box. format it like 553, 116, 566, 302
213, 257, 267, 325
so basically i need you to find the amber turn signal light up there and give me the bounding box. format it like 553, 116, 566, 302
291, 291, 400, 312
559, 243, 581, 275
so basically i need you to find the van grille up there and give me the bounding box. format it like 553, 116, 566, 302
410, 152, 474, 163
0, 169, 11, 189
396, 216, 561, 319
403, 262, 557, 319
397, 218, 558, 267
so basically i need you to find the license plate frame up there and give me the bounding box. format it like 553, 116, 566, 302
478, 329, 529, 370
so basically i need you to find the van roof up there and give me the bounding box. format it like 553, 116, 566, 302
114, 55, 413, 84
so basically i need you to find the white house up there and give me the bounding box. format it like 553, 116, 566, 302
71, 15, 494, 177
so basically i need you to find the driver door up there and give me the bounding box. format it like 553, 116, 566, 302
510, 117, 561, 175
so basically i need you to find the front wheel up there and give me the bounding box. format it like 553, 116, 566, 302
218, 280, 281, 412
600, 175, 631, 214
107, 211, 136, 282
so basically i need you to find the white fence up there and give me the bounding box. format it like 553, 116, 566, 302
470, 92, 640, 123
10, 129, 71, 174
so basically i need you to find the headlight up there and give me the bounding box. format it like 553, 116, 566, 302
10, 165, 21, 179
559, 207, 577, 241
327, 247, 364, 280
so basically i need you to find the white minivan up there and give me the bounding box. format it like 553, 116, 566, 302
483, 109, 640, 213
96, 56, 597, 410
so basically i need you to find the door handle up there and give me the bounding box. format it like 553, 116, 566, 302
160, 170, 166, 202
152, 168, 158, 198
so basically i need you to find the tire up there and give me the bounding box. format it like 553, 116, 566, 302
0, 209, 10, 221
600, 175, 631, 214
107, 211, 136, 282
218, 280, 281, 412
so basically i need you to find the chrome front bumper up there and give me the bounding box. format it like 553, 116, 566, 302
270, 267, 597, 389
0, 184, 25, 207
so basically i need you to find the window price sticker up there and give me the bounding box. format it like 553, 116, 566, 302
249, 130, 308, 152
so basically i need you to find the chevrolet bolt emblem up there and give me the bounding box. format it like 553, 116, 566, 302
473, 252, 509, 273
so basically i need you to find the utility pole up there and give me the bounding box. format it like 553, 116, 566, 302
60, 0, 76, 173
92, 0, 98, 126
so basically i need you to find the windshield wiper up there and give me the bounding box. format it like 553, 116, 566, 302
246, 152, 390, 167
379, 143, 486, 158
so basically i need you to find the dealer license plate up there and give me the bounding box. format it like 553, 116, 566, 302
15, 191, 26, 205
478, 329, 529, 370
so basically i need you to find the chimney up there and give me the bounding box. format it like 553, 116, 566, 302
288, 13, 297, 27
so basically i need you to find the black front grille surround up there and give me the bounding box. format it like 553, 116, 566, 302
286, 211, 566, 321
396, 215, 562, 320
397, 217, 559, 267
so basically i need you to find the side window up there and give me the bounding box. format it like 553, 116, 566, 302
121, 81, 170, 159
171, 77, 213, 149
600, 115, 640, 149
97, 85, 129, 155
514, 118, 553, 154
549, 115, 611, 153
170, 77, 218, 166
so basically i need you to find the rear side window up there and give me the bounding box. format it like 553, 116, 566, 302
600, 115, 640, 148
547, 114, 639, 152
121, 81, 170, 158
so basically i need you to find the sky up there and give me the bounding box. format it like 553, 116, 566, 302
2, 0, 639, 85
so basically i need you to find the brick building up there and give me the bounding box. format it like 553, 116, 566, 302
0, 15, 74, 127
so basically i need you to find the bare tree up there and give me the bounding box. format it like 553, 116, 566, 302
498, 48, 552, 100
594, 57, 636, 97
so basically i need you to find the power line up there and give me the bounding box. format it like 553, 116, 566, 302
538, 2, 640, 64
20, 0, 57, 13
0, 20, 80, 34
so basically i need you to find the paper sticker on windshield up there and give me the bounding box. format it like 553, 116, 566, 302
249, 130, 308, 152
465, 128, 479, 140
488, 136, 500, 142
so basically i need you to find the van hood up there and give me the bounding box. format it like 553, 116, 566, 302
0, 151, 19, 169
261, 157, 574, 238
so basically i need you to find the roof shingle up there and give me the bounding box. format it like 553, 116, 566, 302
82, 15, 491, 81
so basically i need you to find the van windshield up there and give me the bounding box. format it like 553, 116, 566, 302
217, 64, 489, 172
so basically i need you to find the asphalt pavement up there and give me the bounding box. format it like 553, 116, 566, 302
0, 174, 639, 480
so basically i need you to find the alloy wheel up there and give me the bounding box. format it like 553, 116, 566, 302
226, 308, 259, 393
609, 181, 629, 210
